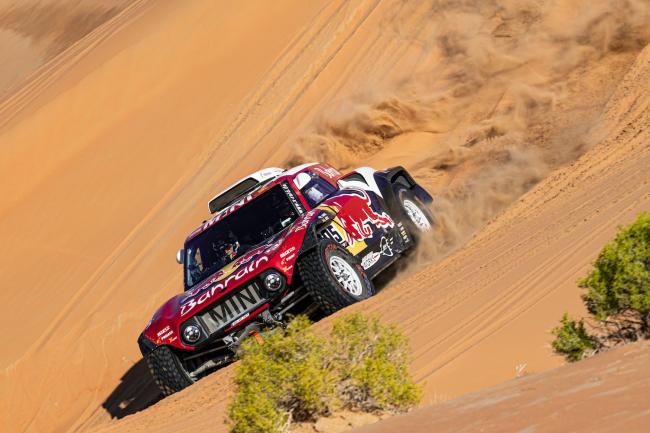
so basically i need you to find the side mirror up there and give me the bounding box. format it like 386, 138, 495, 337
176, 249, 185, 264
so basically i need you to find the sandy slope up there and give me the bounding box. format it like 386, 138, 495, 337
0, 1, 648, 433
357, 340, 650, 433
0, 0, 134, 97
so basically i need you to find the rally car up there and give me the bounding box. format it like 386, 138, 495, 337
138, 163, 433, 395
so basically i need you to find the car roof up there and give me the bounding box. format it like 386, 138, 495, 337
185, 163, 333, 243
207, 167, 284, 214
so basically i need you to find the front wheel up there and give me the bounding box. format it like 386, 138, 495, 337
299, 240, 374, 315
145, 345, 194, 396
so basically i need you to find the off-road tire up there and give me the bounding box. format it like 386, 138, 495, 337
394, 185, 434, 242
299, 240, 374, 315
145, 345, 194, 396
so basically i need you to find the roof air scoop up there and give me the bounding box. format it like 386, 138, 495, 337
208, 167, 284, 214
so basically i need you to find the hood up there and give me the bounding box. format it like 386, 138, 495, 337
142, 209, 322, 349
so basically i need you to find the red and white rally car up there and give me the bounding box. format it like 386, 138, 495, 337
138, 163, 433, 395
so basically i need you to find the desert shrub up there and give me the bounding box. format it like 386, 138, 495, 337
228, 316, 334, 433
580, 212, 650, 335
331, 314, 421, 411
551, 313, 597, 361
552, 212, 650, 362
228, 314, 420, 433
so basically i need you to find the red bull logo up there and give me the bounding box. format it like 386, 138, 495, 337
328, 189, 394, 245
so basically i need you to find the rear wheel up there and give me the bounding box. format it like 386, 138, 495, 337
299, 240, 374, 315
394, 186, 433, 241
145, 345, 194, 396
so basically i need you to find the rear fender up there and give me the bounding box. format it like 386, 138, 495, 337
374, 166, 432, 214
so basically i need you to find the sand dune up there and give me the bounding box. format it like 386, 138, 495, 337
0, 1, 648, 433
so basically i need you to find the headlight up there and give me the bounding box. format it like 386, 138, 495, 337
263, 271, 284, 292
182, 324, 201, 343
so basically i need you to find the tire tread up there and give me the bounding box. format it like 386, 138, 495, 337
145, 346, 194, 396
298, 243, 366, 315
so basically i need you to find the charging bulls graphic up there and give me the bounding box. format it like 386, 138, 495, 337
325, 189, 394, 245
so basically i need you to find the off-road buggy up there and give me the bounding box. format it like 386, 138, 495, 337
138, 163, 433, 395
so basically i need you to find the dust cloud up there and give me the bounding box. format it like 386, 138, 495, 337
288, 0, 650, 265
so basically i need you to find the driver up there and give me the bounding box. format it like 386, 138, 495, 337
212, 230, 239, 261
224, 241, 239, 260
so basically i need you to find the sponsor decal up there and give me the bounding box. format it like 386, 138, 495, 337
235, 241, 281, 267
280, 247, 297, 266
156, 325, 174, 341
180, 255, 269, 316
266, 238, 284, 254
313, 165, 340, 179
317, 211, 333, 223
379, 236, 394, 257
281, 253, 296, 266
156, 326, 171, 337
397, 222, 410, 244
361, 236, 394, 270
186, 242, 278, 298
329, 189, 394, 245
204, 194, 254, 229
280, 246, 296, 258
281, 181, 305, 214
361, 251, 380, 270
290, 210, 316, 233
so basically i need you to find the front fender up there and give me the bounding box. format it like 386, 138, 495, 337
295, 209, 335, 258
138, 332, 157, 357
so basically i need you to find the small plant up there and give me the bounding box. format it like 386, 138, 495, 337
581, 212, 650, 336
228, 316, 334, 433
551, 313, 597, 362
228, 314, 420, 433
331, 314, 421, 411
552, 212, 650, 362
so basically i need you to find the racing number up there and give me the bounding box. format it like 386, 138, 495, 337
318, 224, 348, 247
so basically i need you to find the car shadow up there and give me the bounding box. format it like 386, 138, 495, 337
101, 358, 162, 419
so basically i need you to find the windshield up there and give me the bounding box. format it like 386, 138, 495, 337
184, 183, 300, 289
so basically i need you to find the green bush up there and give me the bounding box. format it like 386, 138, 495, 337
331, 314, 421, 411
552, 212, 650, 362
580, 212, 650, 334
228, 314, 420, 433
228, 316, 334, 433
551, 313, 597, 362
